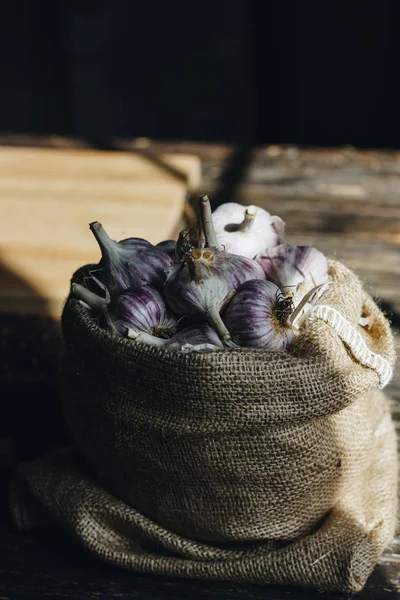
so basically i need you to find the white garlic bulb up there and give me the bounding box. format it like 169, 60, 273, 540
212, 202, 285, 259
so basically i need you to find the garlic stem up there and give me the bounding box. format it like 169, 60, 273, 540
71, 283, 108, 313
239, 206, 257, 232
197, 226, 206, 249
224, 205, 257, 233
86, 273, 111, 303
89, 221, 120, 264
199, 195, 219, 249
206, 305, 235, 347
289, 283, 329, 331
126, 328, 168, 346
72, 282, 121, 336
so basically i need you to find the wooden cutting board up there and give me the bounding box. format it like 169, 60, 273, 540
0, 146, 201, 318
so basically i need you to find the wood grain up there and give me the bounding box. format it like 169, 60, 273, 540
0, 146, 201, 318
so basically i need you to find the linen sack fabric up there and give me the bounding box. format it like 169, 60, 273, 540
10, 260, 398, 592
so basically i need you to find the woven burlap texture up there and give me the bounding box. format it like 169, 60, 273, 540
10, 260, 398, 593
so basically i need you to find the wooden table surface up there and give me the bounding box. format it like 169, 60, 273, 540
0, 136, 399, 599
0, 143, 201, 317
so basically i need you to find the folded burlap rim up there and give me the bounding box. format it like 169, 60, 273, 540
63, 259, 396, 430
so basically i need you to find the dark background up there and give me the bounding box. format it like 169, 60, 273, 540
0, 0, 398, 147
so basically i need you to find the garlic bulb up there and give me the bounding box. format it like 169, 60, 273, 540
255, 242, 329, 307
212, 202, 285, 259
110, 286, 178, 338
163, 249, 234, 346
256, 243, 329, 306
223, 279, 294, 349
89, 221, 172, 297
72, 282, 178, 340
164, 197, 265, 346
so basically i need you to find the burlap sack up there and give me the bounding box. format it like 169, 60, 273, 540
10, 260, 398, 593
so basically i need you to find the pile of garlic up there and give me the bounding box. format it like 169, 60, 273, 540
73, 195, 329, 352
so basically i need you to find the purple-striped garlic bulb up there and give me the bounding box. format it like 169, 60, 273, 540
212, 202, 285, 259
223, 279, 294, 350
164, 196, 265, 346
110, 286, 178, 338
163, 250, 234, 346
89, 221, 173, 297
255, 242, 329, 307
71, 283, 178, 339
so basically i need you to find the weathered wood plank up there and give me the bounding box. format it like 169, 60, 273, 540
0, 145, 200, 318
